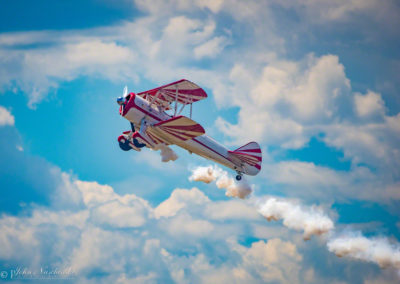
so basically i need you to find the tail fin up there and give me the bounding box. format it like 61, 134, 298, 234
228, 142, 262, 176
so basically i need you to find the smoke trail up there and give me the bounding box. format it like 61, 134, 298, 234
189, 165, 221, 183
258, 197, 334, 240
189, 165, 332, 237
189, 165, 252, 199
188, 164, 400, 274
158, 144, 178, 162
328, 232, 400, 270
216, 173, 252, 199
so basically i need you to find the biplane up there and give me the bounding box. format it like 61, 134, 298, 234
117, 79, 262, 180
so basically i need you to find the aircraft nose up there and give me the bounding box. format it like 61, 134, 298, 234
119, 93, 136, 116
117, 97, 124, 105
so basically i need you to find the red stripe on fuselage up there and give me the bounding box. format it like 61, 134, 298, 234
192, 137, 236, 166
128, 103, 163, 122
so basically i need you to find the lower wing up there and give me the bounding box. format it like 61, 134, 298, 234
146, 115, 205, 145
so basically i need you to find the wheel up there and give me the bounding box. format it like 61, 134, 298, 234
119, 139, 132, 151
236, 175, 242, 181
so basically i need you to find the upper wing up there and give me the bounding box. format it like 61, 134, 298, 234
137, 79, 207, 109
146, 115, 205, 145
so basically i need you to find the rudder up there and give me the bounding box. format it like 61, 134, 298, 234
228, 142, 262, 176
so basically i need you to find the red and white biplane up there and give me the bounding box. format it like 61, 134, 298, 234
117, 79, 262, 180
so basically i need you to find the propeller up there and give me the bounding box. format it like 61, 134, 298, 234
123, 85, 128, 98
117, 85, 128, 106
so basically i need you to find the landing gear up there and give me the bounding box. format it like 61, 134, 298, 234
118, 121, 146, 151
236, 174, 242, 181
119, 139, 132, 151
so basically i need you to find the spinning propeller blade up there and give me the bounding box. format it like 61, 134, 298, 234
123, 86, 128, 98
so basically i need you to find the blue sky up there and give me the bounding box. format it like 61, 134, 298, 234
0, 0, 400, 283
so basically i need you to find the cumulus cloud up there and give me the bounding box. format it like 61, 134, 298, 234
0, 38, 136, 107
260, 161, 400, 203
1, 1, 399, 281
0, 13, 226, 107
1, 158, 400, 282
214, 53, 400, 188
354, 90, 386, 118
213, 59, 399, 235
0, 106, 14, 126
0, 0, 398, 188
154, 187, 209, 218
214, 54, 351, 145
233, 238, 303, 284
0, 169, 308, 283
194, 36, 230, 59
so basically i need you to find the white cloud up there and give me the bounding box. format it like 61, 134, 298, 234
264, 161, 345, 189
0, 38, 136, 107
0, 1, 397, 183
154, 187, 209, 218
274, 0, 399, 29
0, 166, 399, 283
214, 54, 351, 146
205, 199, 260, 220
195, 0, 224, 13
213, 52, 400, 182
0, 173, 269, 282
165, 213, 215, 237
322, 121, 400, 176
0, 12, 231, 108
90, 199, 149, 228
236, 238, 302, 284
68, 226, 139, 274
0, 106, 14, 126
0, 2, 399, 282
261, 160, 400, 203
354, 90, 386, 118
194, 36, 230, 59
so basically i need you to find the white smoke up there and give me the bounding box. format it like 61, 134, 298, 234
158, 144, 178, 162
328, 232, 400, 270
189, 165, 221, 183
189, 165, 332, 235
258, 197, 334, 240
189, 165, 252, 199
188, 164, 400, 274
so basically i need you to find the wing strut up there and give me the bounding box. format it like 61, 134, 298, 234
174, 85, 178, 117
149, 90, 161, 108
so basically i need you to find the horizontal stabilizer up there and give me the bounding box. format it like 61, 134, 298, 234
228, 142, 262, 175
